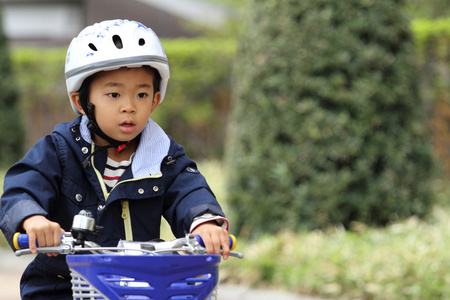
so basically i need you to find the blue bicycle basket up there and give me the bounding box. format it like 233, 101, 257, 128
66, 254, 221, 300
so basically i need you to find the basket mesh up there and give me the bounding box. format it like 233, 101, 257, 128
71, 269, 109, 300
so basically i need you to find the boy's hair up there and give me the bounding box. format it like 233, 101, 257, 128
145, 66, 162, 94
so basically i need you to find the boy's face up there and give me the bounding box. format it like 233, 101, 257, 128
74, 67, 160, 146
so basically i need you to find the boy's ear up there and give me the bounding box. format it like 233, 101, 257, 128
71, 92, 85, 115
151, 92, 161, 113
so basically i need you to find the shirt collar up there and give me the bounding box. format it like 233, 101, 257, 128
80, 115, 170, 177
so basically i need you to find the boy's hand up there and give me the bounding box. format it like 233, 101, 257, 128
191, 221, 230, 260
22, 215, 65, 256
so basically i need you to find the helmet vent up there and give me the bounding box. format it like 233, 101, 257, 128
139, 38, 145, 46
88, 43, 98, 51
113, 35, 123, 49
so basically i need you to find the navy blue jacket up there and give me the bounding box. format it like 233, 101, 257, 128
0, 117, 225, 299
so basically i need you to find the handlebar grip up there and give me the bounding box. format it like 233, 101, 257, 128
13, 233, 34, 250
195, 234, 236, 251
13, 233, 65, 250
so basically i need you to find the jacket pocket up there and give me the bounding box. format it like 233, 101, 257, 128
60, 176, 98, 208
57, 177, 100, 230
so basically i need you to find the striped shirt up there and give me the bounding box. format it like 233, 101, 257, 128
103, 153, 134, 188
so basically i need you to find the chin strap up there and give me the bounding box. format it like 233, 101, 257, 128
86, 103, 128, 149
83, 144, 117, 168
82, 103, 130, 168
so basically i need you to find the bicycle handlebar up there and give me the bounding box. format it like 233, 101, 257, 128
14, 232, 237, 251
13, 210, 243, 259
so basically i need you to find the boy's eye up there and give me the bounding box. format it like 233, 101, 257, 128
108, 93, 120, 98
137, 93, 148, 99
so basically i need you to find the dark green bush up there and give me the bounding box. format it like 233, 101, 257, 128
11, 38, 236, 159
0, 14, 24, 167
225, 0, 435, 236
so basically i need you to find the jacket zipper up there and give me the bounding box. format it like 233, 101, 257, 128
89, 144, 163, 241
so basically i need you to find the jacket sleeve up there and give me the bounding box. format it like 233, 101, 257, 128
162, 158, 226, 238
0, 135, 63, 249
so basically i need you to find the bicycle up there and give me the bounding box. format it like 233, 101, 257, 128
13, 210, 244, 300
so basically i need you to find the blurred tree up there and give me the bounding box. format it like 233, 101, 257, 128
0, 5, 24, 167
225, 0, 435, 236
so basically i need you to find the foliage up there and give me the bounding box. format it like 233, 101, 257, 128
11, 48, 68, 117
10, 38, 236, 159
410, 18, 450, 177
10, 48, 74, 151
155, 38, 235, 159
204, 0, 245, 9
405, 0, 450, 19
411, 18, 450, 60
225, 0, 435, 236
0, 11, 25, 167
221, 206, 450, 299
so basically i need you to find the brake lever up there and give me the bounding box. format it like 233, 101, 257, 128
15, 243, 73, 256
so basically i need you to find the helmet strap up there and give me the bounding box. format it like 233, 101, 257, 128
85, 103, 130, 151
80, 102, 130, 168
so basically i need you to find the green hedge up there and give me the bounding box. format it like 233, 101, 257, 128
154, 38, 235, 158
412, 17, 450, 60
0, 16, 24, 167
11, 38, 236, 159
225, 0, 434, 235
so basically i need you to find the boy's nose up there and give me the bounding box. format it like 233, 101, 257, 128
121, 98, 136, 113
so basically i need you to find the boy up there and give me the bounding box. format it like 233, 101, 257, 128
0, 19, 230, 299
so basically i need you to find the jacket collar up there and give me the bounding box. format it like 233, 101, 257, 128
79, 115, 170, 177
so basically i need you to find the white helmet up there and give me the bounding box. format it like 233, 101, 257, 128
65, 19, 170, 114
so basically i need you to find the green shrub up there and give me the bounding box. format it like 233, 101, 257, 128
154, 38, 235, 158
411, 17, 450, 60
0, 14, 24, 167
225, 0, 434, 235
221, 207, 450, 299
10, 48, 72, 151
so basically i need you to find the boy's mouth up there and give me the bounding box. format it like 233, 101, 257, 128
119, 121, 136, 132
120, 120, 136, 127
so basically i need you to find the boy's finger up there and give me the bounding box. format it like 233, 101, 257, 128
45, 232, 54, 248
28, 232, 37, 254
202, 235, 214, 254
53, 230, 62, 246
221, 235, 230, 260
211, 235, 222, 255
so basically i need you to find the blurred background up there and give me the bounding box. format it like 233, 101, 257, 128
1, 0, 450, 299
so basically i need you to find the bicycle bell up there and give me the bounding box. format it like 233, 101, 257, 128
71, 210, 102, 245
